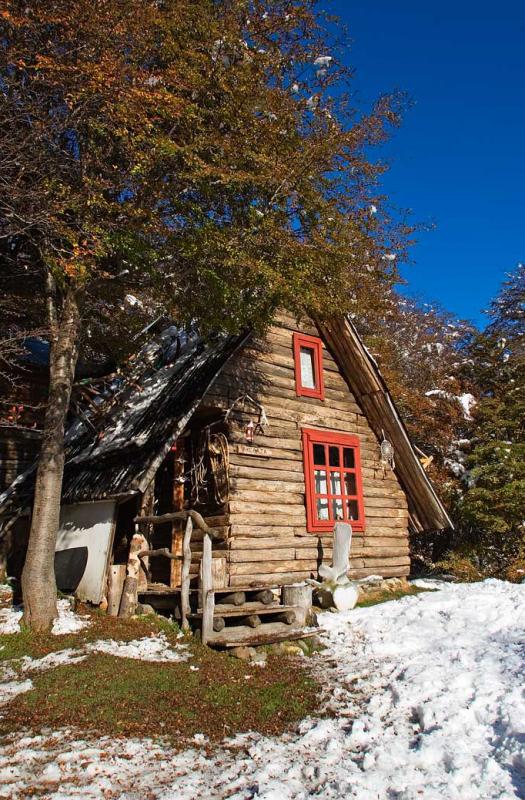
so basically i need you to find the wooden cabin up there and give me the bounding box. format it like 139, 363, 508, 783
0, 313, 451, 644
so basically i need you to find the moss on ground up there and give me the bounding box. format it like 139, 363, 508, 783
355, 584, 434, 608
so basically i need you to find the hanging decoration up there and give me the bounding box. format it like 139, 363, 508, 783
380, 429, 395, 472
224, 394, 269, 439
245, 419, 255, 443
189, 429, 230, 507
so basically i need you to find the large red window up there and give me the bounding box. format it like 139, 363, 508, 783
293, 333, 325, 400
302, 428, 365, 533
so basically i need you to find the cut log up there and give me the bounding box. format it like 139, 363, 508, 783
213, 616, 226, 632
244, 614, 262, 628
282, 583, 312, 625
107, 564, 127, 617
217, 591, 246, 607
119, 576, 138, 617
119, 533, 147, 618
253, 589, 274, 605
211, 556, 228, 589
274, 609, 296, 625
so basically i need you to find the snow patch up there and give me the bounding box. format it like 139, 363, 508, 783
51, 599, 90, 634
0, 679, 33, 706
87, 633, 189, 663
0, 598, 89, 635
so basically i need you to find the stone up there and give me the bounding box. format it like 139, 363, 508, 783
313, 587, 333, 609
280, 644, 304, 657
251, 649, 267, 666
136, 603, 156, 616
230, 646, 257, 661
295, 639, 311, 655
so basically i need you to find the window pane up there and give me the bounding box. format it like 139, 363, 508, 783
344, 473, 357, 496
313, 444, 326, 465
314, 469, 328, 494
329, 446, 340, 467
346, 499, 359, 520
300, 347, 316, 389
332, 498, 344, 520
330, 471, 342, 495
343, 448, 355, 468
316, 497, 329, 520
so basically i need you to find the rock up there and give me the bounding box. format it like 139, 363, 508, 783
280, 644, 304, 657
251, 649, 267, 666
295, 639, 311, 655
305, 609, 318, 627
230, 646, 257, 661
136, 603, 156, 616
307, 634, 324, 652
313, 587, 333, 609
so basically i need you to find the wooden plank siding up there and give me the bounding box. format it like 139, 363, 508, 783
199, 313, 411, 586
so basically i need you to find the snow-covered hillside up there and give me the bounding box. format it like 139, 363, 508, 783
1, 580, 524, 799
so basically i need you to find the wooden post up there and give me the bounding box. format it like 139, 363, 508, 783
201, 534, 214, 646
180, 515, 193, 631
107, 564, 127, 616
137, 484, 154, 591
171, 443, 185, 588
119, 532, 147, 617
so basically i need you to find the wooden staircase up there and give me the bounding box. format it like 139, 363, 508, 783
189, 584, 314, 647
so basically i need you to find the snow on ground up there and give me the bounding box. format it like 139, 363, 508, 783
0, 597, 90, 636
1, 580, 525, 799
87, 633, 190, 662
51, 598, 90, 634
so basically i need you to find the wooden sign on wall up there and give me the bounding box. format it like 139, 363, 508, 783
231, 444, 272, 458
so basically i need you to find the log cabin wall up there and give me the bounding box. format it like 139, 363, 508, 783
200, 312, 410, 588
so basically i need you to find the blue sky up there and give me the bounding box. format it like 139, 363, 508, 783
330, 0, 524, 326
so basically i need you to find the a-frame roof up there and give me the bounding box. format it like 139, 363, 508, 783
317, 316, 453, 532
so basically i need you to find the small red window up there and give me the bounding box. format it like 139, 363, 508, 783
293, 333, 325, 400
302, 428, 365, 533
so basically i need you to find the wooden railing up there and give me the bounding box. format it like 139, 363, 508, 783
132, 509, 220, 641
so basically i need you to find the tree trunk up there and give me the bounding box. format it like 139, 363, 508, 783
21, 286, 81, 631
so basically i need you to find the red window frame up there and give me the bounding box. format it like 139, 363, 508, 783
302, 428, 365, 533
293, 333, 325, 400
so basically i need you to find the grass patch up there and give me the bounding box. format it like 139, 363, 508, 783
356, 584, 434, 608
0, 604, 319, 743
1, 645, 318, 743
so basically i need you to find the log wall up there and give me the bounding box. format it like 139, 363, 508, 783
0, 426, 41, 494
200, 313, 410, 586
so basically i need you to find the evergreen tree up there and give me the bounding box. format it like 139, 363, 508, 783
458, 264, 525, 576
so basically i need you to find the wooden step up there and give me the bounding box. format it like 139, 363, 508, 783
213, 585, 281, 594
207, 624, 322, 648
214, 601, 280, 613
189, 604, 296, 620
